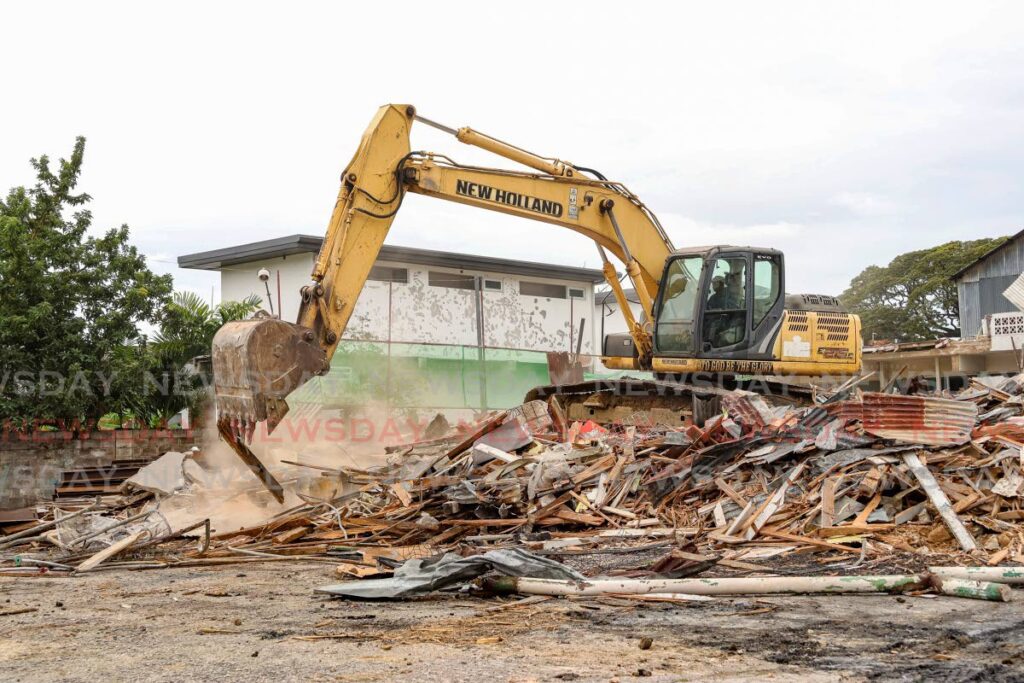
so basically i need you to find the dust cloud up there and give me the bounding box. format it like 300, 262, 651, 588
154, 402, 443, 535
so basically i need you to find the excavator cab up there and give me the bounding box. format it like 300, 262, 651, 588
603, 246, 787, 373
655, 246, 784, 362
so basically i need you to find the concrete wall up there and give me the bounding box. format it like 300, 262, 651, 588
222, 256, 597, 354
0, 430, 198, 509
220, 253, 315, 323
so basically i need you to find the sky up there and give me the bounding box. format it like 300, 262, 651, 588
1, 1, 1022, 304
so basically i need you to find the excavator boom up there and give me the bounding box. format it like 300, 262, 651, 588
211, 104, 862, 479
212, 104, 676, 440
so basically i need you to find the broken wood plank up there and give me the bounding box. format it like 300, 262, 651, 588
272, 526, 311, 545
820, 477, 836, 528
903, 453, 977, 552
713, 501, 727, 528
441, 411, 509, 461
851, 492, 882, 527
389, 482, 413, 507
334, 562, 383, 578
76, 531, 145, 572
817, 524, 894, 538
715, 478, 748, 507
759, 528, 864, 554
724, 501, 755, 537
744, 462, 806, 540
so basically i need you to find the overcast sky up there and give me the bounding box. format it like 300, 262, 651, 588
2, 1, 1021, 304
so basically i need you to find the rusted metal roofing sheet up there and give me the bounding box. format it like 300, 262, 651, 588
858, 393, 978, 447
721, 392, 774, 431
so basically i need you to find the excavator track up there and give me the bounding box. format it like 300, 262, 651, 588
524, 376, 816, 428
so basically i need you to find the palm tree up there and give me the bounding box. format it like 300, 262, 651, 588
135, 291, 262, 426
152, 291, 262, 363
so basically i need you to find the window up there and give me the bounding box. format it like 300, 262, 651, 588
569, 288, 585, 299
753, 255, 781, 327
655, 256, 702, 354
484, 279, 502, 291
520, 281, 567, 299
428, 271, 476, 290
703, 256, 748, 349
368, 266, 408, 284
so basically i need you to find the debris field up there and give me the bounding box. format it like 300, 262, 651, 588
8, 377, 1024, 677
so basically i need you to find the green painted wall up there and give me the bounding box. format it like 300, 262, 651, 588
291, 340, 649, 411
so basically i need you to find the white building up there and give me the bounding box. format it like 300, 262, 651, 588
595, 287, 644, 351
178, 235, 612, 412
179, 235, 605, 353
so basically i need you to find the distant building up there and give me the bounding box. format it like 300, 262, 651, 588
178, 235, 611, 413
862, 230, 1024, 390
951, 230, 1023, 339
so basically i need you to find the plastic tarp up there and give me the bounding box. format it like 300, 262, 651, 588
315, 548, 584, 599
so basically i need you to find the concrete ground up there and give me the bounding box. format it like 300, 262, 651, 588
2, 562, 1024, 682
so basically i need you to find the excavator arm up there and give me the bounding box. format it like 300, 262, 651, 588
212, 104, 675, 442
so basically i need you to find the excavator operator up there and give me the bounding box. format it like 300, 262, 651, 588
706, 276, 728, 310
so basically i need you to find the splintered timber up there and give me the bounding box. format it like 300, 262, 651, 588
455, 179, 563, 218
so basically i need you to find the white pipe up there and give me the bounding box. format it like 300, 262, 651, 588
931, 576, 1012, 602
929, 566, 1024, 585
503, 575, 925, 597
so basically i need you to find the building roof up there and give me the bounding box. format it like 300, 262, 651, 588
178, 234, 606, 283
950, 229, 1020, 281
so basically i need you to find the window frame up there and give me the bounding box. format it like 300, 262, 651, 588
428, 271, 477, 291
699, 254, 752, 352
653, 255, 705, 356
519, 280, 567, 299
368, 265, 409, 284
752, 254, 782, 328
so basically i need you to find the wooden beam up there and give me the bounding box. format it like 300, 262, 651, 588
903, 453, 977, 552
76, 531, 145, 572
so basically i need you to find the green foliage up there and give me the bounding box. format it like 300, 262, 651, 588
140, 291, 262, 425
152, 291, 261, 363
840, 237, 1007, 342
0, 138, 173, 425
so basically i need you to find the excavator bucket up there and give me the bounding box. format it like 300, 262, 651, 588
211, 316, 328, 442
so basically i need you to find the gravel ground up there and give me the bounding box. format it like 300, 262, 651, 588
2, 562, 1024, 682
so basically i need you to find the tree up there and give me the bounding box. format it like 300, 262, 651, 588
152, 291, 262, 365
134, 291, 262, 425
840, 237, 1006, 343
0, 138, 173, 426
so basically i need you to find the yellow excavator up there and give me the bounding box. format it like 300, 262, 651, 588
212, 104, 861, 458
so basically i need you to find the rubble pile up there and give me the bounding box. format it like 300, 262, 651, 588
6, 375, 1024, 601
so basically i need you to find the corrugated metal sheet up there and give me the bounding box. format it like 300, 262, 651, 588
958, 280, 981, 338
1003, 273, 1024, 312
958, 273, 1023, 339
820, 393, 978, 446
956, 235, 1024, 283
979, 274, 1020, 317
858, 393, 978, 447
721, 393, 774, 431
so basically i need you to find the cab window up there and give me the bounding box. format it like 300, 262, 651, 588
655, 256, 702, 354
703, 257, 747, 349
753, 255, 781, 327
